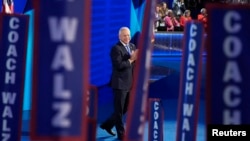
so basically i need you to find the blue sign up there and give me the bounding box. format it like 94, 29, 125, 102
87, 86, 98, 118
30, 1, 91, 140
124, 0, 156, 140
148, 99, 164, 141
206, 4, 250, 125
0, 14, 29, 141
87, 85, 98, 141
176, 21, 205, 141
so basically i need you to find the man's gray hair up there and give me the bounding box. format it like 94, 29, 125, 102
200, 8, 206, 14
119, 27, 130, 35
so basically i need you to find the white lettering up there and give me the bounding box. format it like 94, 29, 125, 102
223, 62, 242, 82
49, 16, 78, 130
223, 36, 242, 58
2, 106, 13, 118
8, 31, 19, 43
186, 68, 194, 81
54, 74, 72, 99
153, 130, 158, 139
223, 110, 241, 124
2, 92, 16, 104
5, 72, 16, 84
190, 24, 197, 37
51, 45, 74, 71
188, 39, 196, 51
1, 16, 20, 139
187, 53, 195, 67
212, 129, 218, 136
154, 111, 159, 120
223, 85, 241, 107
1, 133, 10, 141
224, 11, 241, 33
180, 24, 198, 141
185, 82, 193, 95
183, 103, 193, 117
2, 119, 11, 132
153, 120, 158, 129
9, 17, 20, 29
182, 118, 190, 131
152, 101, 160, 140
52, 102, 72, 128
222, 11, 242, 125
48, 17, 78, 42
53, 74, 71, 99
6, 58, 16, 71
182, 132, 186, 141
7, 44, 17, 57
154, 102, 159, 110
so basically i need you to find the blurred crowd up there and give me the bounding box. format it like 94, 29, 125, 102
210, 0, 250, 3
154, 0, 249, 32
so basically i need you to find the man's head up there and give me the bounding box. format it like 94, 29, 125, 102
119, 27, 131, 44
201, 8, 207, 15
184, 10, 191, 17
161, 2, 167, 9
168, 10, 174, 17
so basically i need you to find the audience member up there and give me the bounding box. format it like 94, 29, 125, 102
154, 4, 163, 31
179, 9, 192, 30
100, 27, 138, 141
156, 2, 168, 31
173, 0, 186, 19
197, 8, 208, 31
164, 10, 181, 31
160, 2, 169, 17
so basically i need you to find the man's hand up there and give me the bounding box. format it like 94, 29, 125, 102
129, 49, 138, 63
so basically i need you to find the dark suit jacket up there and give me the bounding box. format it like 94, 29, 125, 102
110, 41, 136, 90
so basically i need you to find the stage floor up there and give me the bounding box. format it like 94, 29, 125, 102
21, 98, 206, 141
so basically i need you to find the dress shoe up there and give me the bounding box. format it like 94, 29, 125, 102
100, 124, 116, 136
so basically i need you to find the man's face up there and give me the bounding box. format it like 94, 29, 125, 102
119, 29, 130, 44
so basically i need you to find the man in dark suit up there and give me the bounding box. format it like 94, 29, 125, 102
100, 27, 138, 140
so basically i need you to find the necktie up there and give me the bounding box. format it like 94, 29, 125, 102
125, 45, 131, 54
